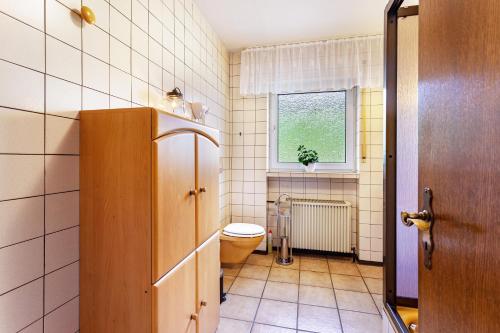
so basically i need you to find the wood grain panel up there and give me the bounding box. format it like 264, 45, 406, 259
153, 132, 196, 281
195, 134, 220, 246
80, 108, 152, 333
153, 252, 197, 333
196, 232, 220, 333
419, 1, 500, 332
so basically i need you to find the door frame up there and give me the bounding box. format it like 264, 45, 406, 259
383, 0, 419, 331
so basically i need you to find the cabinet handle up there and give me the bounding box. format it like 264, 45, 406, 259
190, 313, 198, 321
199, 187, 207, 193
189, 189, 197, 196
201, 300, 207, 306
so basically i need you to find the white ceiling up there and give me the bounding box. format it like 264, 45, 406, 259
196, 0, 389, 51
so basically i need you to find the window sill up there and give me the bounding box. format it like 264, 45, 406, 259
266, 170, 359, 179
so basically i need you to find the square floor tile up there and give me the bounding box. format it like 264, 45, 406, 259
239, 264, 271, 280
298, 304, 342, 333
262, 281, 298, 303
364, 277, 383, 294
246, 254, 274, 267
223, 276, 235, 293
335, 290, 379, 314
300, 258, 329, 272
268, 267, 299, 284
331, 274, 368, 292
272, 256, 300, 270
251, 323, 296, 333
328, 261, 360, 276
222, 264, 242, 277
299, 285, 336, 308
357, 264, 383, 279
217, 317, 252, 333
339, 310, 382, 333
220, 294, 260, 321
300, 271, 332, 288
371, 293, 383, 315
255, 299, 297, 329
229, 277, 266, 298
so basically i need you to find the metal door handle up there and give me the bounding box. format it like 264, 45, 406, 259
401, 210, 431, 231
199, 187, 207, 193
190, 313, 198, 321
189, 189, 198, 196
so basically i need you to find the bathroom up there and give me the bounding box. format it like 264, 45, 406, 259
0, 0, 498, 332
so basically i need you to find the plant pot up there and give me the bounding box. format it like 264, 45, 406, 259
303, 163, 316, 172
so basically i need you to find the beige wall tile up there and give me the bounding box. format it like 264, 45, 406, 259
0, 278, 43, 333
46, 0, 81, 49
46, 76, 82, 119
19, 318, 43, 333
0, 108, 44, 154
46, 36, 82, 84
0, 196, 44, 247
0, 238, 44, 294
0, 0, 44, 30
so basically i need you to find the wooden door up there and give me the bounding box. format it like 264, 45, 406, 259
153, 132, 196, 282
196, 232, 220, 333
195, 134, 220, 246
153, 252, 197, 333
418, 1, 500, 332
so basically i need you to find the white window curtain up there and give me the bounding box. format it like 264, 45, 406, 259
240, 35, 383, 95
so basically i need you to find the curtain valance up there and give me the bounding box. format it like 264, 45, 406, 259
240, 35, 383, 95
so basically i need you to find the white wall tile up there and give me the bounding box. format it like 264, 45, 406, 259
45, 192, 79, 234
19, 319, 43, 333
132, 0, 148, 31
43, 297, 79, 333
45, 156, 79, 194
0, 238, 44, 294
46, 36, 82, 84
46, 115, 79, 154
82, 24, 110, 62
110, 37, 131, 73
110, 0, 131, 18
83, 0, 110, 32
0, 60, 44, 112
132, 51, 149, 81
0, 0, 44, 30
46, 76, 82, 119
83, 54, 110, 93
0, 278, 43, 333
0, 155, 44, 201
44, 262, 79, 314
0, 13, 45, 71
45, 227, 79, 273
110, 67, 132, 100
82, 87, 110, 110
0, 197, 44, 248
110, 6, 131, 46
46, 0, 81, 49
0, 108, 44, 154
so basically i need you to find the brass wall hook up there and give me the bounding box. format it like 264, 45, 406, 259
80, 6, 96, 25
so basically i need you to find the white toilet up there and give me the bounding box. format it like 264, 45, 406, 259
220, 223, 266, 264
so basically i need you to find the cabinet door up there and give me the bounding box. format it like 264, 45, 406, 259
196, 134, 220, 246
153, 132, 196, 282
153, 252, 196, 333
196, 233, 220, 333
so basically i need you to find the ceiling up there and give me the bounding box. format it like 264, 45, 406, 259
196, 0, 389, 51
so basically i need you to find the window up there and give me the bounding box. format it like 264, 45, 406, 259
269, 89, 357, 171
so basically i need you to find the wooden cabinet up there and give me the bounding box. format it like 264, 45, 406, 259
196, 233, 221, 333
80, 108, 220, 333
196, 134, 220, 246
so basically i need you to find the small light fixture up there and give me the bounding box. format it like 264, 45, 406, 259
165, 87, 185, 112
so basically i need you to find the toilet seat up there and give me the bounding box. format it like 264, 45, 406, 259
223, 223, 265, 238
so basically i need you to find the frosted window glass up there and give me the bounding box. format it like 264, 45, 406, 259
277, 91, 346, 163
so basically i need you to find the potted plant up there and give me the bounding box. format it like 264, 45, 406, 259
297, 145, 319, 172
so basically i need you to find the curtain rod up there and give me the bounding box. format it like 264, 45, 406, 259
242, 34, 383, 52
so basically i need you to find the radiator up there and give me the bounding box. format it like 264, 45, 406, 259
291, 199, 352, 253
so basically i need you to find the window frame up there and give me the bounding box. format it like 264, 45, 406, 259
269, 88, 358, 172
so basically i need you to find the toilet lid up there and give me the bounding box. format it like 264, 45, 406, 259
223, 223, 265, 238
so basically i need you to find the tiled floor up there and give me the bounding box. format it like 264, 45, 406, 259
219, 253, 383, 333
